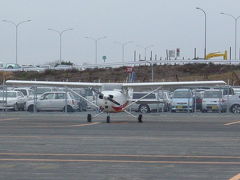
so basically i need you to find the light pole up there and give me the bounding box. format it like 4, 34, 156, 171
137, 44, 154, 60
196, 7, 207, 59
144, 60, 154, 82
85, 36, 107, 64
2, 19, 31, 64
220, 12, 240, 60
114, 41, 133, 62
48, 28, 73, 62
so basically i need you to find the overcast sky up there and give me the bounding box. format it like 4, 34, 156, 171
0, 0, 239, 65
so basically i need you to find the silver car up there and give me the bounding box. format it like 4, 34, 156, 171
0, 91, 26, 110
26, 91, 78, 112
170, 89, 194, 112
129, 91, 170, 113
201, 90, 226, 112
14, 87, 34, 100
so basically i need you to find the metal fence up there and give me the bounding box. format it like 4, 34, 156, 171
0, 84, 239, 115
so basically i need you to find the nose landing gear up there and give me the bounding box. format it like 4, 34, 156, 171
87, 114, 92, 122
106, 115, 110, 123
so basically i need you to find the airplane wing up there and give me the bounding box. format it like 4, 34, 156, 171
122, 81, 226, 89
6, 80, 226, 89
5, 80, 103, 88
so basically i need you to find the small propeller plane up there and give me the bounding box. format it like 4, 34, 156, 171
6, 80, 226, 123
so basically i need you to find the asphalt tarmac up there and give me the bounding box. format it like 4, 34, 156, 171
0, 111, 239, 180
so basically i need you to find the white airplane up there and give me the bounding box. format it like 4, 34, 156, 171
6, 80, 226, 123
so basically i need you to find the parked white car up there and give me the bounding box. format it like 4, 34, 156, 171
54, 65, 74, 70
34, 87, 56, 98
25, 91, 78, 112
170, 89, 195, 112
14, 87, 34, 100
129, 91, 171, 113
233, 87, 240, 95
201, 90, 226, 112
224, 94, 240, 113
0, 91, 26, 110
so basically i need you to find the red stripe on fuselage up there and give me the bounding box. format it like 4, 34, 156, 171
112, 101, 128, 112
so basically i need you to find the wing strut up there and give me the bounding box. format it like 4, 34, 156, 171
123, 86, 162, 111
69, 89, 99, 109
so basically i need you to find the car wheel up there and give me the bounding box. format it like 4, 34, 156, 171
138, 104, 150, 113
230, 104, 240, 113
7, 66, 13, 69
14, 103, 18, 111
28, 105, 34, 112
64, 105, 74, 112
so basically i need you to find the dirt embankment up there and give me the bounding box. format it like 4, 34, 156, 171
2, 63, 240, 85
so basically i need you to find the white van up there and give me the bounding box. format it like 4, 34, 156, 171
14, 88, 34, 100
129, 91, 170, 113
201, 90, 226, 112
170, 89, 195, 112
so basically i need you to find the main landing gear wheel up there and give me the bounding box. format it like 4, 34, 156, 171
106, 116, 110, 123
138, 114, 143, 123
87, 114, 92, 122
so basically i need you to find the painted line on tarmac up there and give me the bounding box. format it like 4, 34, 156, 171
229, 173, 240, 180
70, 122, 101, 127
224, 120, 240, 126
0, 122, 101, 128
0, 118, 19, 122
1, 153, 240, 159
0, 158, 240, 165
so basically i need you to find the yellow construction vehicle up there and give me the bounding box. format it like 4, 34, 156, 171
206, 51, 227, 60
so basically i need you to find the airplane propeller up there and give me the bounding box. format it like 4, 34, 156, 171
107, 96, 121, 106
91, 88, 121, 106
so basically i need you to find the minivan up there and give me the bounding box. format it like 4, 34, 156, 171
129, 91, 170, 113
170, 89, 195, 112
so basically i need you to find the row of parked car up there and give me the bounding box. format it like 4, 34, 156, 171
0, 87, 89, 112
0, 86, 240, 114
129, 86, 240, 113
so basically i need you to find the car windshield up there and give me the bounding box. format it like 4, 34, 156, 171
173, 91, 192, 98
204, 91, 222, 98
213, 87, 234, 95
0, 92, 16, 97
16, 89, 27, 96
